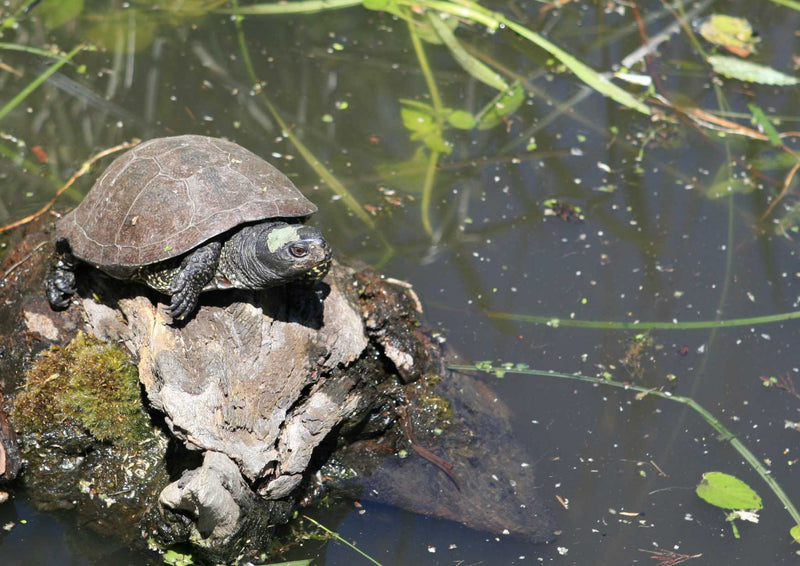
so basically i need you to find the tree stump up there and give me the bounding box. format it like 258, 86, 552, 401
0, 222, 555, 562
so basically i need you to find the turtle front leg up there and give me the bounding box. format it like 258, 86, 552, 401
169, 241, 222, 320
46, 239, 77, 310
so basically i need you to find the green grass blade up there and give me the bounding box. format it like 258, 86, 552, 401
747, 103, 782, 146
231, 1, 374, 229
426, 12, 507, 91
451, 363, 800, 531
221, 0, 362, 14
500, 19, 650, 115
484, 309, 800, 330
768, 0, 800, 10
303, 515, 384, 566
0, 42, 86, 122
0, 42, 67, 58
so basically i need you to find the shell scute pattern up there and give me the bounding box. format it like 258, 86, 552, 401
57, 135, 317, 270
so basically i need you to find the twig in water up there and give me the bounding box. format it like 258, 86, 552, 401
0, 140, 140, 234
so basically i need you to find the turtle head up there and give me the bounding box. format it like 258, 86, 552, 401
251, 223, 331, 285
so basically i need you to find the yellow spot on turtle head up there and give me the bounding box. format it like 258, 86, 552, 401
266, 226, 302, 253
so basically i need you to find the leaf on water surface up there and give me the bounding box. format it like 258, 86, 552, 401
476, 82, 525, 130
747, 103, 782, 146
708, 55, 800, 86
427, 12, 508, 92
790, 524, 800, 544
696, 471, 763, 510
698, 14, 759, 56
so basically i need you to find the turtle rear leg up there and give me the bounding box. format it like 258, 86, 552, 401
168, 241, 222, 320
46, 239, 77, 310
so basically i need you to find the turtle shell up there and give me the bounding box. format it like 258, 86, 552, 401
57, 135, 317, 269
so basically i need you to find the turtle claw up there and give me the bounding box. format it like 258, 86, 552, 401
169, 289, 199, 321
46, 251, 78, 310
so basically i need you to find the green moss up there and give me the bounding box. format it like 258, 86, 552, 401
13, 332, 150, 446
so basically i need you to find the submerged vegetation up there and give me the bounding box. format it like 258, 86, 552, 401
1, 0, 800, 563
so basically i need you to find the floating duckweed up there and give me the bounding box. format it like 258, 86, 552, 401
13, 332, 150, 446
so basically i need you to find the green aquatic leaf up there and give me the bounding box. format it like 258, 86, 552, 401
699, 14, 758, 54
501, 19, 651, 115
446, 109, 476, 129
747, 103, 782, 146
231, 0, 362, 14
427, 12, 508, 92
86, 10, 157, 53
696, 471, 763, 510
399, 98, 436, 114
706, 163, 754, 199
414, 13, 457, 45
476, 82, 524, 130
401, 105, 436, 132
362, 0, 404, 19
791, 524, 800, 544
400, 106, 450, 153
708, 55, 799, 85
39, 0, 84, 29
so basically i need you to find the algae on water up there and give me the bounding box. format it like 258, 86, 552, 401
13, 332, 150, 446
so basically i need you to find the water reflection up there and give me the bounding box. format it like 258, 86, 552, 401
2, 0, 800, 564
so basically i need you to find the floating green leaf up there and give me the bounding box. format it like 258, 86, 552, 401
791, 524, 800, 544
708, 55, 799, 86
699, 14, 758, 55
427, 12, 508, 92
696, 471, 763, 510
476, 82, 524, 130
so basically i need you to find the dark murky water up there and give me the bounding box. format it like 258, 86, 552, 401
2, 0, 800, 564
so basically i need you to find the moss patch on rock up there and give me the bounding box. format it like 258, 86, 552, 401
13, 332, 150, 446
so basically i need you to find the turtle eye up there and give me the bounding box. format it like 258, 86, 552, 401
289, 244, 308, 258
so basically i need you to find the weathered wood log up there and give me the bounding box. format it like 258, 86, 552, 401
0, 221, 555, 561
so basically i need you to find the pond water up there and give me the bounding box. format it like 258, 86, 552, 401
1, 0, 800, 564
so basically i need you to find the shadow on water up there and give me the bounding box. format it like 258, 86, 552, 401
2, 0, 800, 563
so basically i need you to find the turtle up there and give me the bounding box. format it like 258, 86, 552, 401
46, 135, 332, 321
